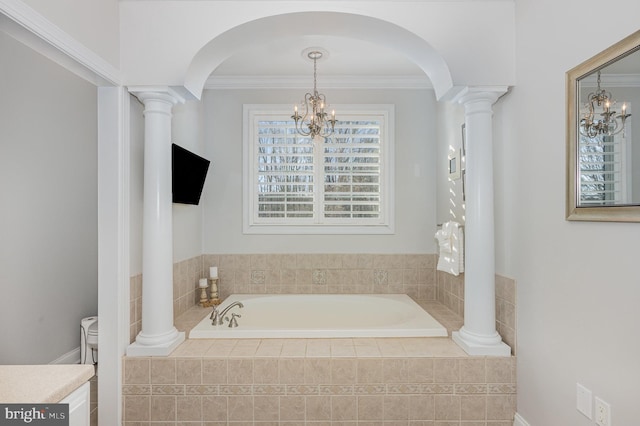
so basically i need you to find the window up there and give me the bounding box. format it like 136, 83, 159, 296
243, 104, 394, 234
578, 103, 632, 205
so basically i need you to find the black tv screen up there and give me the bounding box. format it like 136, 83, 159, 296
172, 143, 210, 205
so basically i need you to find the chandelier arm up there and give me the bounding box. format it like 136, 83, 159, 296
609, 118, 621, 135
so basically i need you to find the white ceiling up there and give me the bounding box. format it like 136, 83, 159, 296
207, 35, 431, 89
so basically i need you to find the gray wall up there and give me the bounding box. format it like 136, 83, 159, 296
436, 100, 465, 226
202, 88, 438, 254
0, 31, 98, 364
505, 0, 640, 424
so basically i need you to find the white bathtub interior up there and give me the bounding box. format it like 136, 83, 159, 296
189, 294, 448, 339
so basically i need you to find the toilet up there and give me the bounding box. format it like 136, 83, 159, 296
80, 316, 98, 365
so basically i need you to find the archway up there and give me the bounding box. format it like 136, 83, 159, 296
184, 11, 453, 99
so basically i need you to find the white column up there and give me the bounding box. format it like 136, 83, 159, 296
127, 87, 185, 356
452, 87, 511, 357
97, 86, 129, 425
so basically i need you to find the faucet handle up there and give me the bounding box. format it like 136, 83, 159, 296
210, 307, 220, 325
228, 313, 241, 328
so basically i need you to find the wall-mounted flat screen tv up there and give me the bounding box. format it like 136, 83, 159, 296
172, 143, 210, 205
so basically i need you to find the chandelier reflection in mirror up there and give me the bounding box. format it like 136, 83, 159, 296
291, 49, 337, 139
580, 71, 632, 140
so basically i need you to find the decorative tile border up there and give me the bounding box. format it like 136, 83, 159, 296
126, 381, 515, 397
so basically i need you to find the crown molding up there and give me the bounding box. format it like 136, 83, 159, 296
0, 0, 121, 86
205, 75, 433, 90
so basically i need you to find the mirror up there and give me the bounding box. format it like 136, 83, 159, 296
567, 30, 640, 221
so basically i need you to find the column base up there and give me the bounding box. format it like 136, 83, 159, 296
126, 330, 185, 357
452, 330, 511, 357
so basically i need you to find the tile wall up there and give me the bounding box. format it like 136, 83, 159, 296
130, 255, 517, 353
202, 254, 437, 299
130, 274, 142, 343
494, 276, 517, 355
130, 256, 204, 343
90, 374, 97, 426
435, 272, 517, 355
435, 272, 464, 317
122, 338, 516, 425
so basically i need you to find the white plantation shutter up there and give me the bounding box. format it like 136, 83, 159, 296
244, 105, 394, 234
579, 135, 623, 204
324, 120, 382, 220
256, 121, 315, 219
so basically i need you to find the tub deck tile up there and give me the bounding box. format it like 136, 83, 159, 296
255, 340, 284, 357
306, 340, 332, 357
281, 339, 308, 357
354, 344, 382, 358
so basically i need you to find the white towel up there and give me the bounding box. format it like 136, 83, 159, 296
435, 221, 464, 276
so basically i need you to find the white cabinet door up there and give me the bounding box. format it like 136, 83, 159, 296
59, 381, 90, 426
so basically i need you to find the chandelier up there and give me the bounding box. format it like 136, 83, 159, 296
291, 49, 337, 139
580, 70, 631, 139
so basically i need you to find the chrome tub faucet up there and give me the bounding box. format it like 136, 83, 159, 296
210, 301, 244, 326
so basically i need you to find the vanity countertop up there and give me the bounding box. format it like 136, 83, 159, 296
0, 364, 94, 403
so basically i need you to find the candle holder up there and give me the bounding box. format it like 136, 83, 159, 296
198, 277, 221, 307
209, 277, 222, 306
199, 286, 209, 306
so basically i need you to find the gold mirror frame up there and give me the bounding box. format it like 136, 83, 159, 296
567, 30, 640, 222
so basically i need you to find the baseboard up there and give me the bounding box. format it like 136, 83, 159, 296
49, 346, 81, 365
514, 412, 531, 426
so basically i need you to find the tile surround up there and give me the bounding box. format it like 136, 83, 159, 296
123, 337, 516, 424
130, 256, 203, 343
130, 254, 438, 343
89, 374, 97, 426
436, 271, 517, 355
495, 275, 517, 354
130, 254, 517, 354
125, 253, 517, 424
202, 253, 437, 299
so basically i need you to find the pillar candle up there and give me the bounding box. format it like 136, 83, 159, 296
209, 267, 218, 279
199, 278, 208, 288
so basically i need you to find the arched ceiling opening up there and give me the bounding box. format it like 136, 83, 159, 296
184, 11, 453, 99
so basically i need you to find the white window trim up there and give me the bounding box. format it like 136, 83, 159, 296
243, 104, 395, 235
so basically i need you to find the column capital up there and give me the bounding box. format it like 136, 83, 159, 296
127, 86, 186, 106
452, 86, 509, 107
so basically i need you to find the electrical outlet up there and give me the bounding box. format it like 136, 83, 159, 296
595, 397, 611, 426
576, 383, 592, 419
